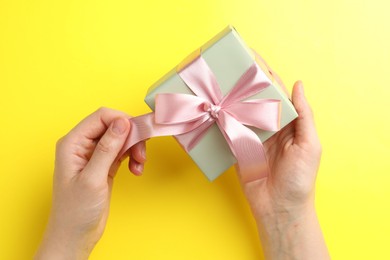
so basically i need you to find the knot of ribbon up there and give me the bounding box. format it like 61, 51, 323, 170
204, 103, 221, 119
121, 56, 281, 182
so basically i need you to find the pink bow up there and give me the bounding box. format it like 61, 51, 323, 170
121, 56, 281, 182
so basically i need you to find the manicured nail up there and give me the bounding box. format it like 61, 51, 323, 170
112, 118, 127, 135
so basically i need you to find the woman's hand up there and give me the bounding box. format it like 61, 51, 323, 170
238, 81, 330, 260
35, 108, 146, 260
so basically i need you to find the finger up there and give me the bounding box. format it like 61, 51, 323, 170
68, 107, 130, 141
130, 141, 146, 164
129, 158, 144, 176
291, 81, 319, 145
83, 117, 131, 182
126, 141, 146, 176
254, 51, 289, 97
272, 71, 290, 98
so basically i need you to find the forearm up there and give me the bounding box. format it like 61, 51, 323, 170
255, 204, 330, 260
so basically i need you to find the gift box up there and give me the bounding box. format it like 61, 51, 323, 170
141, 26, 298, 181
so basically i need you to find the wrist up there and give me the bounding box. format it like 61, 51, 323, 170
35, 220, 96, 260
254, 202, 329, 260
254, 197, 315, 227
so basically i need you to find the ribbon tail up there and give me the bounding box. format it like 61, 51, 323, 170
119, 113, 209, 158
176, 119, 214, 151
217, 111, 270, 183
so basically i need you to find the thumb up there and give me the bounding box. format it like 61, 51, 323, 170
84, 117, 131, 181
292, 81, 319, 145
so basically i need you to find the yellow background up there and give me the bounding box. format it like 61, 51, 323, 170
1, 0, 389, 259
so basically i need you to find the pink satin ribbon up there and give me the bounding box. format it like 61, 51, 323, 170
120, 56, 281, 182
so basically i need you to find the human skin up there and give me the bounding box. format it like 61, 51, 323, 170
35, 82, 329, 260
35, 108, 146, 260
236, 81, 330, 259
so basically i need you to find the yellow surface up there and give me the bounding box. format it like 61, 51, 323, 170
1, 0, 389, 259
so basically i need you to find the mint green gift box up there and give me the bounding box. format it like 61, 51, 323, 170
144, 26, 298, 181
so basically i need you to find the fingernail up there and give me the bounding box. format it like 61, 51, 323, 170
141, 144, 146, 161
298, 81, 305, 94
112, 118, 127, 135
135, 163, 144, 174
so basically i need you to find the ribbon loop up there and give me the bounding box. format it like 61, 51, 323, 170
226, 99, 281, 131
155, 93, 207, 124
120, 55, 281, 182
